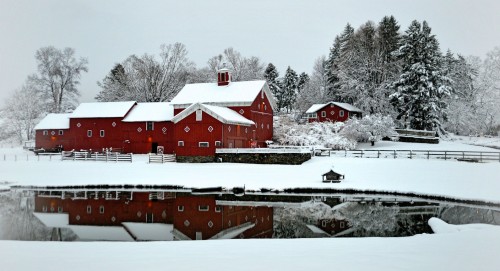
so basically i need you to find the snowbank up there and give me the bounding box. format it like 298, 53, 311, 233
2, 221, 500, 270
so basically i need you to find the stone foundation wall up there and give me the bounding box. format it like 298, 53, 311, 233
176, 156, 215, 163
215, 152, 311, 165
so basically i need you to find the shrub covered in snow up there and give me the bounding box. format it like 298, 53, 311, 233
341, 114, 396, 143
273, 115, 356, 149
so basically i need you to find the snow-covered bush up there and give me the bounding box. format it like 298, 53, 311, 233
273, 115, 356, 149
341, 114, 396, 143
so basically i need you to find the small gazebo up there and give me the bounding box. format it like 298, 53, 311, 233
322, 169, 344, 183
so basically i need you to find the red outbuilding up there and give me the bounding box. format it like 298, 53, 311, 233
305, 102, 362, 123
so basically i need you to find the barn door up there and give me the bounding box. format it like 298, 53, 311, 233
151, 142, 158, 154
196, 232, 202, 240
146, 213, 154, 223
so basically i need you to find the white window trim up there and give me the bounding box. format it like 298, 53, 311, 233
100, 130, 105, 137
58, 130, 64, 135
43, 130, 48, 136
99, 205, 104, 214
198, 205, 209, 212
199, 142, 209, 148
178, 141, 184, 147
215, 141, 222, 147
339, 110, 345, 117
215, 206, 222, 212
87, 205, 91, 214
146, 121, 154, 131
87, 130, 92, 137
321, 111, 326, 117
178, 205, 184, 212
196, 110, 202, 121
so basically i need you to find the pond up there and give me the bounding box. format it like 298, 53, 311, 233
1, 188, 499, 241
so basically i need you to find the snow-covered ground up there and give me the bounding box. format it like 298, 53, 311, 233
1, 218, 499, 271
1, 140, 499, 204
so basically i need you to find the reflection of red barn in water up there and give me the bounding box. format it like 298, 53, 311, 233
34, 191, 273, 241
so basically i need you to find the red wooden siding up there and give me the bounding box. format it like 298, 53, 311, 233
308, 104, 362, 123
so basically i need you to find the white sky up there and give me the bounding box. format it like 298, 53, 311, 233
1, 0, 499, 104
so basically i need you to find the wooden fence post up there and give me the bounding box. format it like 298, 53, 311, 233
410, 150, 412, 159
393, 150, 396, 159
480, 152, 482, 162
377, 151, 380, 158
444, 151, 447, 160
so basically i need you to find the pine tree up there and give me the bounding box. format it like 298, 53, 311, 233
326, 24, 354, 101
263, 63, 284, 110
390, 20, 452, 131
282, 66, 299, 113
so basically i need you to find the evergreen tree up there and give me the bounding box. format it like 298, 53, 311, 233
263, 63, 284, 110
390, 20, 452, 131
282, 66, 299, 112
377, 16, 401, 64
326, 24, 354, 101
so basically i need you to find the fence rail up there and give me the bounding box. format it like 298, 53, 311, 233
62, 151, 132, 162
148, 154, 176, 163
335, 149, 500, 162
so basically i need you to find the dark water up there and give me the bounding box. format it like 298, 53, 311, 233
1, 189, 499, 241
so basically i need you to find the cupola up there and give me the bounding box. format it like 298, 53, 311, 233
217, 64, 232, 86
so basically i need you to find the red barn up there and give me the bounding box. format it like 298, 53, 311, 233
34, 113, 71, 150
305, 102, 362, 123
34, 67, 276, 158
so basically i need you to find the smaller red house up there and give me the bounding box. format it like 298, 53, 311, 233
305, 102, 362, 123
33, 113, 71, 150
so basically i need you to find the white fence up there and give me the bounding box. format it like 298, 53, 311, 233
62, 151, 132, 162
149, 154, 176, 163
335, 149, 500, 162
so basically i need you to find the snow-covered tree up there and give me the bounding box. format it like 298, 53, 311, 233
341, 114, 396, 144
2, 83, 44, 143
96, 43, 194, 102
207, 47, 265, 81
390, 20, 452, 131
28, 46, 88, 113
263, 63, 284, 111
282, 66, 299, 112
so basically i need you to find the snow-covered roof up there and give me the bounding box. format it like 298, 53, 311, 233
68, 225, 134, 241
171, 103, 255, 126
71, 101, 137, 118
122, 102, 174, 122
171, 80, 277, 111
305, 104, 328, 114
305, 102, 363, 114
332, 102, 362, 113
33, 212, 69, 227
209, 222, 255, 239
34, 113, 71, 130
122, 223, 174, 241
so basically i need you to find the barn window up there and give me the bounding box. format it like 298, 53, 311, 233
198, 205, 209, 212
87, 130, 92, 137
87, 205, 91, 214
100, 130, 105, 137
215, 141, 222, 147
321, 111, 326, 117
196, 110, 202, 121
178, 205, 184, 212
199, 142, 209, 148
178, 141, 184, 147
215, 206, 222, 212
322, 220, 327, 227
146, 121, 154, 131
339, 110, 344, 117
58, 206, 63, 213
43, 130, 48, 136
58, 130, 64, 135
340, 222, 345, 228
42, 206, 47, 212
99, 205, 104, 214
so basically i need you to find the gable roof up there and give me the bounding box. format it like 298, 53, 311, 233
71, 101, 137, 118
170, 80, 277, 111
305, 102, 362, 114
171, 103, 255, 126
122, 102, 174, 122
34, 113, 71, 130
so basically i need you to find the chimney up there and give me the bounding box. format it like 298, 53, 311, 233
217, 63, 231, 86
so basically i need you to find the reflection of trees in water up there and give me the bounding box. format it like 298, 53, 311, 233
273, 201, 335, 238
439, 206, 500, 225
0, 192, 76, 241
